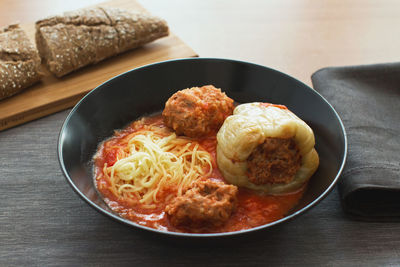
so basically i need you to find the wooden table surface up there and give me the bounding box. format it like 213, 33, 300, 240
1, 0, 399, 266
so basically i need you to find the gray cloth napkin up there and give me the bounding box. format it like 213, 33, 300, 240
311, 62, 400, 221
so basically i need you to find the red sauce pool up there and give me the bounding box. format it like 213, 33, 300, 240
94, 114, 305, 233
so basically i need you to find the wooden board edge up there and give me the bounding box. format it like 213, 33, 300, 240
0, 53, 200, 132
0, 94, 85, 131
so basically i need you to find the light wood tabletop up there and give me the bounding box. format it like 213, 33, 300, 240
1, 1, 399, 266
1, 0, 399, 86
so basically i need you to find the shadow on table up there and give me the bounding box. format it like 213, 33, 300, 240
82, 214, 302, 265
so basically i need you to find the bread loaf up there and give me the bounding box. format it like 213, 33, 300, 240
0, 24, 42, 100
35, 7, 169, 77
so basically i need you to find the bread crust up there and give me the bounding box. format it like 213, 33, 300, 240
0, 24, 42, 100
35, 7, 169, 77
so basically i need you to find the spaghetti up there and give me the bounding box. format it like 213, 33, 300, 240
95, 114, 307, 233
101, 124, 213, 209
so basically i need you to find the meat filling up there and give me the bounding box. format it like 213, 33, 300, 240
162, 85, 234, 138
246, 138, 301, 185
165, 179, 238, 229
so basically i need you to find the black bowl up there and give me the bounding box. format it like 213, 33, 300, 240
58, 58, 347, 237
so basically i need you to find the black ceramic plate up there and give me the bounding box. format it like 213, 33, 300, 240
58, 58, 347, 237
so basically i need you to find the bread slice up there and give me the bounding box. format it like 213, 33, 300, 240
0, 24, 42, 100
35, 7, 169, 77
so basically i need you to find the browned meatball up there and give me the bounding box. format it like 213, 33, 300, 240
246, 137, 302, 185
162, 85, 234, 137
165, 179, 238, 229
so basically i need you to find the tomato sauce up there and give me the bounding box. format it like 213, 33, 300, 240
259, 102, 288, 110
94, 114, 305, 233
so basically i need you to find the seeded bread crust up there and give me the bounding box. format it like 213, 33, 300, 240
35, 7, 169, 77
0, 24, 42, 100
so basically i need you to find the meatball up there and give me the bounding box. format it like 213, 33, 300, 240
162, 85, 234, 137
165, 179, 238, 229
246, 137, 302, 185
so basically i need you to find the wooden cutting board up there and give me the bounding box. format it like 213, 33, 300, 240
0, 0, 197, 131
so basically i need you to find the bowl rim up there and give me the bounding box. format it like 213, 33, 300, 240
57, 57, 348, 238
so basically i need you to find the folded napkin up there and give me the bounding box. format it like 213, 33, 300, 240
311, 62, 400, 221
